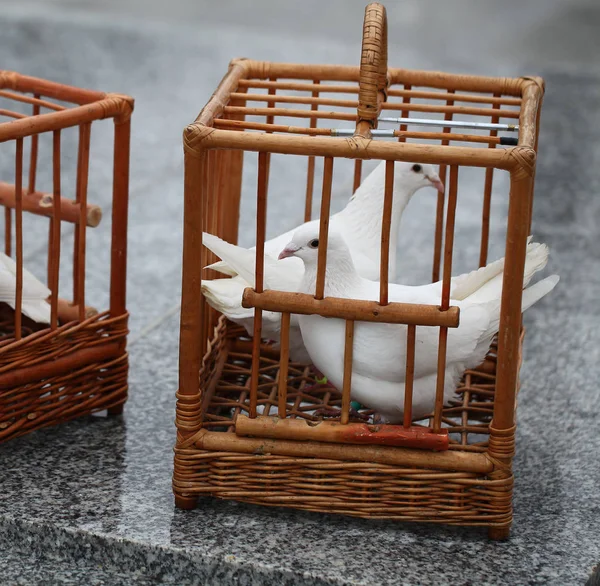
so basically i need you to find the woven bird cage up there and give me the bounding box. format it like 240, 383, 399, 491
175, 3, 544, 539
0, 72, 133, 441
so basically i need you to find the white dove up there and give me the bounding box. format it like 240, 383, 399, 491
201, 161, 443, 362
0, 252, 51, 324
278, 225, 559, 423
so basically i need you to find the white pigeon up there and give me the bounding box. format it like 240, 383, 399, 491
0, 252, 51, 324
279, 224, 559, 423
201, 161, 444, 362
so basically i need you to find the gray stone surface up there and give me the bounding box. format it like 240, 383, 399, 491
0, 2, 599, 585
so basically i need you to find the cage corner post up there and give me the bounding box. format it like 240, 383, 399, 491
487, 148, 535, 540
107, 113, 132, 416
173, 138, 208, 511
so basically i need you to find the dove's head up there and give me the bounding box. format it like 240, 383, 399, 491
278, 224, 352, 268
394, 161, 444, 194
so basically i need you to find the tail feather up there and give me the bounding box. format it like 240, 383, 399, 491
205, 260, 238, 276
458, 239, 548, 305
202, 233, 257, 287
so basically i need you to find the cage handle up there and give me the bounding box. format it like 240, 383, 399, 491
355, 2, 388, 138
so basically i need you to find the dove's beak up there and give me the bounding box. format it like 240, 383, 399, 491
278, 243, 300, 260
427, 174, 445, 193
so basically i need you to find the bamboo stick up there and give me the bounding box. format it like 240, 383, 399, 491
379, 160, 394, 305
433, 165, 459, 432
50, 130, 61, 330
235, 415, 450, 450
315, 156, 334, 300
242, 289, 460, 327
0, 185, 102, 227
199, 428, 491, 472
278, 312, 291, 419
237, 79, 522, 105
403, 324, 416, 428
304, 79, 320, 222
340, 319, 354, 425
14, 138, 23, 341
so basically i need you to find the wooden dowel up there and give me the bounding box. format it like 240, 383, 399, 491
0, 71, 106, 104
433, 165, 459, 432
431, 90, 454, 283
0, 182, 101, 226
303, 80, 320, 222
0, 90, 65, 111
243, 289, 460, 328
379, 161, 394, 305
0, 109, 27, 119
212, 119, 508, 145
396, 83, 411, 143
109, 118, 130, 317
195, 128, 511, 170
403, 324, 416, 429
441, 166, 459, 309
278, 312, 291, 419
50, 130, 61, 330
237, 79, 522, 105
224, 102, 519, 120
231, 93, 521, 119
75, 123, 91, 319
235, 415, 449, 451
352, 160, 362, 193
4, 208, 10, 256
479, 93, 501, 267
179, 150, 205, 403
14, 138, 23, 340
0, 97, 126, 142
315, 156, 334, 300
340, 319, 354, 425
250, 152, 269, 419
27, 97, 40, 194
204, 428, 476, 470
230, 60, 525, 96
433, 327, 449, 433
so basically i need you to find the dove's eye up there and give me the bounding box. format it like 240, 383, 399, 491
308, 239, 319, 249
411, 164, 422, 173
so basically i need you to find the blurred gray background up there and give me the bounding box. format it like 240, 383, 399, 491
0, 1, 599, 585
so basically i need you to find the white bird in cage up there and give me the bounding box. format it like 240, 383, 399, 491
0, 252, 51, 324
278, 225, 559, 422
201, 160, 444, 362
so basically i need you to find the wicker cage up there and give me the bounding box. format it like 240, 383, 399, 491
174, 2, 544, 539
0, 72, 133, 442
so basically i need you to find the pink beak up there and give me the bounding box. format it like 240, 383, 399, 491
278, 243, 300, 260
428, 175, 445, 193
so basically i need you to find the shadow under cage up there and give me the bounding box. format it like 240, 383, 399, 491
174, 3, 544, 540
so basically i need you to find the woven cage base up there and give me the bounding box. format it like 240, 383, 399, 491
0, 311, 129, 442
173, 317, 521, 530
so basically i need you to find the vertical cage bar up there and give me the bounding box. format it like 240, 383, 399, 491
433, 164, 458, 432
315, 156, 334, 300
403, 324, 416, 429
14, 138, 24, 340
74, 123, 91, 320
478, 92, 501, 267
207, 150, 221, 337
527, 98, 543, 232
199, 152, 210, 359
492, 169, 533, 430
250, 151, 269, 419
431, 90, 455, 283
27, 96, 40, 194
50, 130, 62, 329
396, 83, 411, 142
379, 160, 394, 305
352, 160, 362, 194
109, 117, 131, 317
340, 319, 355, 425
278, 312, 291, 419
304, 80, 320, 221
4, 208, 10, 256
179, 148, 205, 411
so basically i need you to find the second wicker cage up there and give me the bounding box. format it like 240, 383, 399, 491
175, 3, 543, 539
